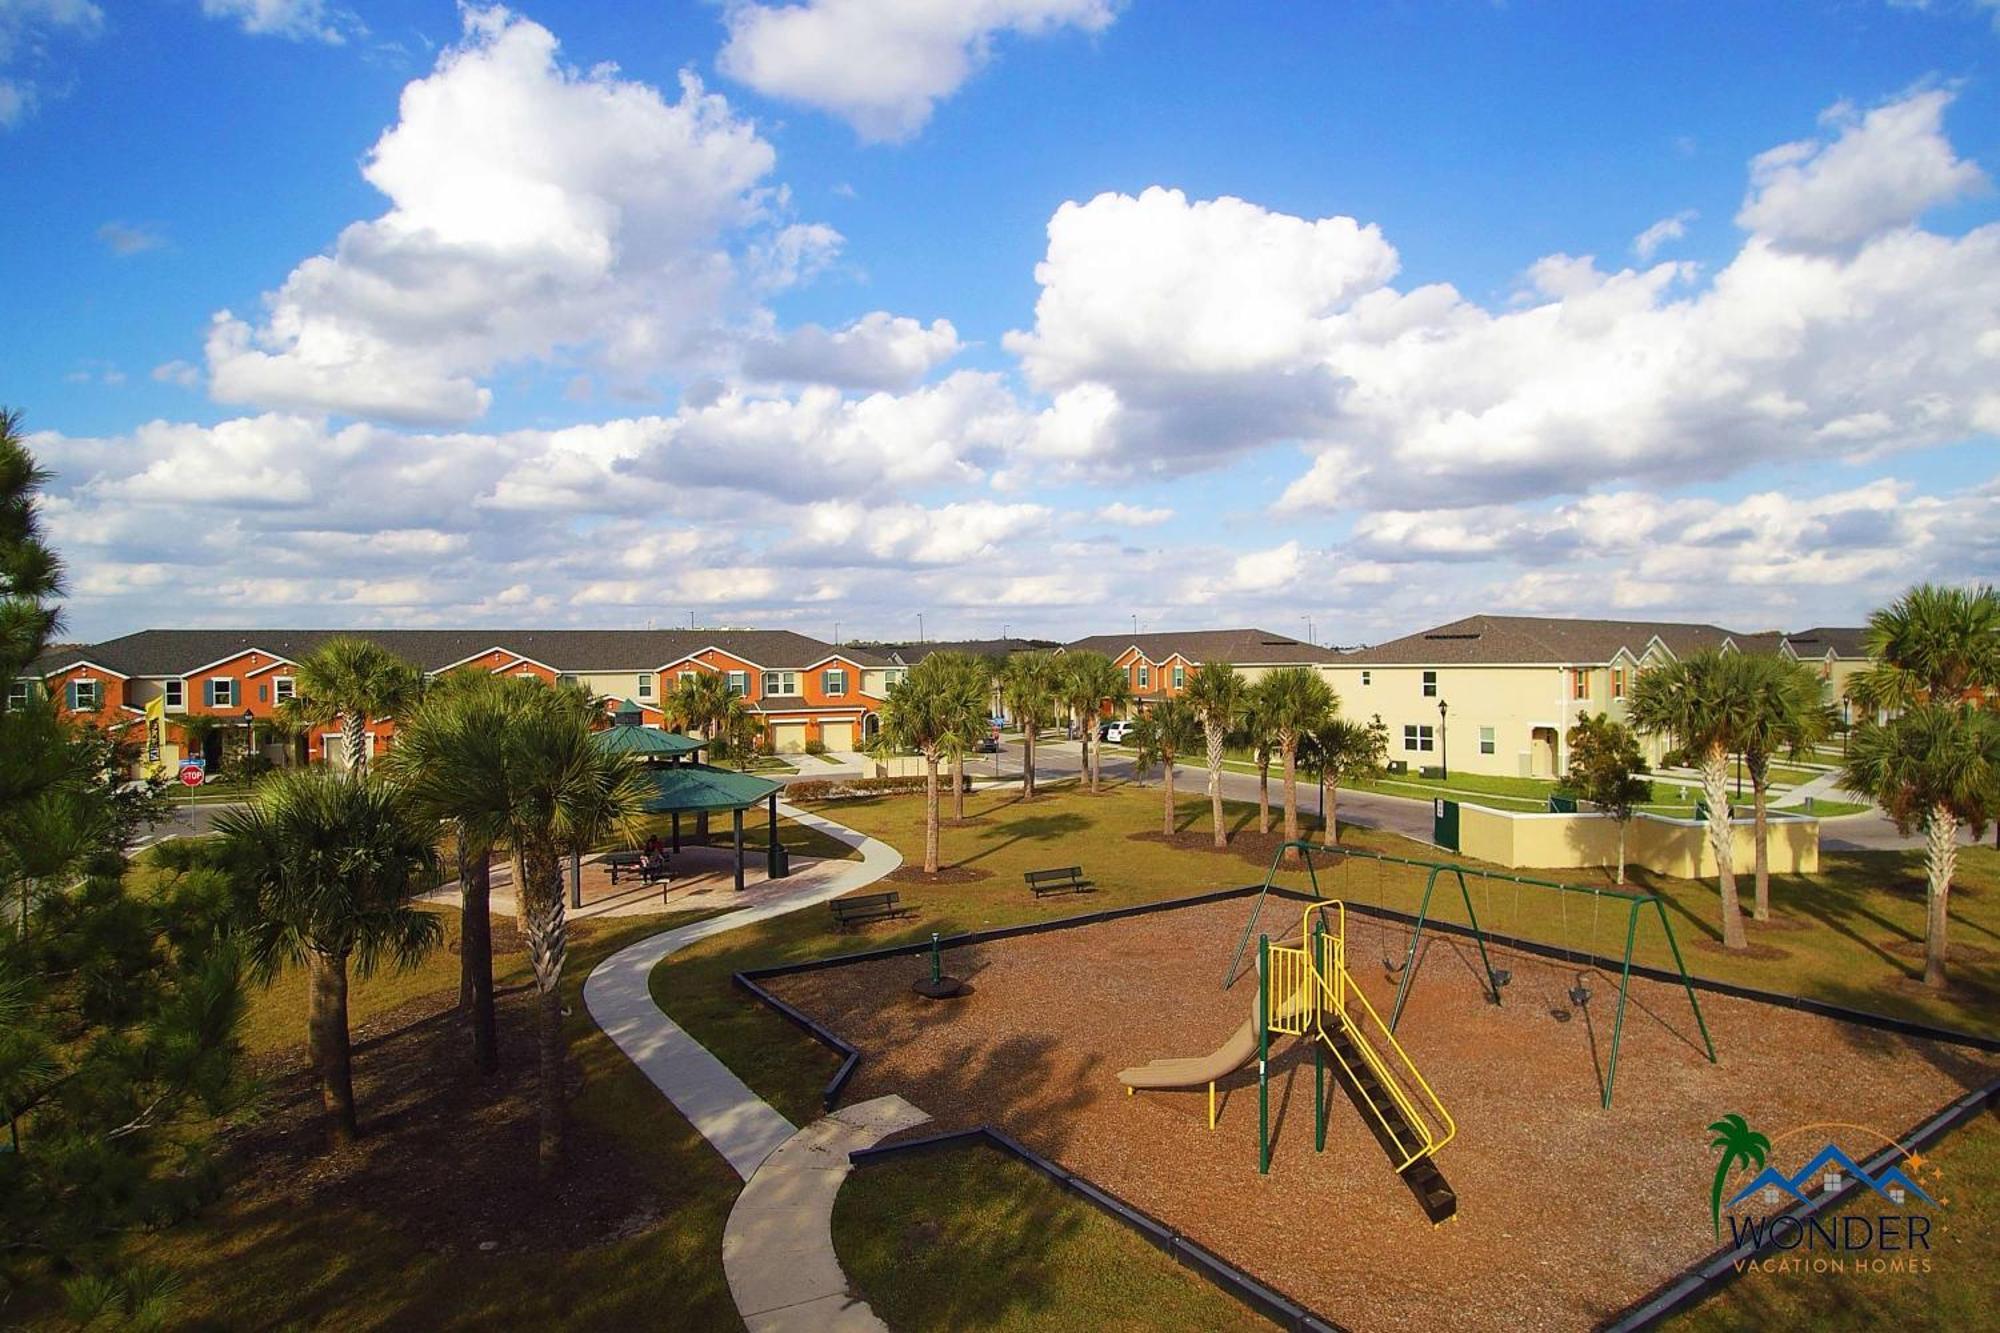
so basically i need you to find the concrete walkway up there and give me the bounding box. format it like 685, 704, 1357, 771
581, 801, 902, 1178
723, 1094, 931, 1333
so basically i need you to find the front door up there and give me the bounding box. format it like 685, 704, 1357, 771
1530, 727, 1558, 778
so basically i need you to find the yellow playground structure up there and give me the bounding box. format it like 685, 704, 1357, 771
1118, 902, 1459, 1222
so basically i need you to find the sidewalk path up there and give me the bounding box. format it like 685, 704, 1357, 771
582, 801, 901, 1179
723, 1094, 930, 1333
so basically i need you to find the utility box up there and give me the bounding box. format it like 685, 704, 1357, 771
1433, 797, 1460, 851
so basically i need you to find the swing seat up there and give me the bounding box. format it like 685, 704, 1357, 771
1568, 984, 1593, 1007
1490, 967, 1511, 988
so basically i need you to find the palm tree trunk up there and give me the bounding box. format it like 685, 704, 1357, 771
459, 841, 497, 1075
510, 849, 529, 931
1701, 744, 1746, 950
520, 845, 568, 1172
1023, 722, 1037, 799
1280, 741, 1299, 857
1163, 751, 1177, 837
1206, 722, 1227, 848
1257, 747, 1271, 835
1924, 804, 1957, 990
307, 950, 358, 1147
951, 749, 964, 821
1616, 819, 1628, 887
1326, 782, 1339, 846
343, 712, 368, 776
1751, 776, 1771, 922
924, 754, 940, 875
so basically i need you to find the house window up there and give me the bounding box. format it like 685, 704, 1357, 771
1402, 724, 1434, 753
1571, 669, 1590, 701
1172, 664, 1185, 690
1422, 670, 1437, 698
678, 670, 695, 687
1137, 664, 1150, 688
1479, 726, 1496, 755
1361, 670, 1371, 686
884, 669, 904, 689
763, 670, 797, 696
164, 680, 184, 708
1611, 667, 1625, 700
824, 669, 847, 697
258, 683, 269, 703
637, 672, 654, 699
557, 673, 579, 688
726, 671, 748, 696
9, 681, 32, 708
206, 678, 236, 708
274, 677, 295, 704
70, 679, 102, 711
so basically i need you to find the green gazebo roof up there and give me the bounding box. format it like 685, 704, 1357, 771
594, 724, 704, 759
638, 763, 781, 814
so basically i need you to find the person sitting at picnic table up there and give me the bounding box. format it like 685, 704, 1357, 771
641, 844, 670, 883
645, 833, 664, 858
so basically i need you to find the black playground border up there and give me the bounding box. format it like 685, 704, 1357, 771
847, 1126, 1345, 1333
730, 880, 2000, 1330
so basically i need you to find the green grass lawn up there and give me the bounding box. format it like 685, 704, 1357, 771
1664, 1111, 2000, 1333
834, 1144, 1274, 1332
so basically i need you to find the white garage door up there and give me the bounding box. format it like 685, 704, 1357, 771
770, 721, 809, 753
821, 718, 855, 750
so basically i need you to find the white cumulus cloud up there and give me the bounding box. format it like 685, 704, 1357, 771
199, 0, 360, 44
717, 0, 1119, 142
204, 7, 801, 424
741, 312, 960, 389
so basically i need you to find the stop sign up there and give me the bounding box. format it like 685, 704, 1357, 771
179, 764, 205, 787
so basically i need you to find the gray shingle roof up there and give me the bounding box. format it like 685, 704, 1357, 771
28, 628, 882, 678
857, 637, 1059, 666
1782, 626, 1870, 659
1062, 628, 1343, 666
1340, 615, 1789, 666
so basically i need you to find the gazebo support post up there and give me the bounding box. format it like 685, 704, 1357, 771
767, 792, 780, 880
671, 812, 680, 853
733, 808, 745, 892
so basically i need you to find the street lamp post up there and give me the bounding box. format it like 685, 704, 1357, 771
241, 708, 255, 770
1437, 698, 1449, 780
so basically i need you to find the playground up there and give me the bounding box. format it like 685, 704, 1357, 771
766, 871, 1999, 1330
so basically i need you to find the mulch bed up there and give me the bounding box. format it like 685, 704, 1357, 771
1690, 936, 1793, 961
767, 897, 1997, 1333
1883, 938, 1998, 964
219, 929, 653, 1258
886, 865, 994, 885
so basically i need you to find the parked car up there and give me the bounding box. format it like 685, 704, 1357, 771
976, 732, 1000, 753
1099, 719, 1138, 744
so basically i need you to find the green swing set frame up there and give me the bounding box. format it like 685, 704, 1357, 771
1225, 840, 1717, 1109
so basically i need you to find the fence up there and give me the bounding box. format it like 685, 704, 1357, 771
1453, 803, 1818, 876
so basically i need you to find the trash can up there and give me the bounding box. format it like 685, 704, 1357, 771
773, 844, 791, 880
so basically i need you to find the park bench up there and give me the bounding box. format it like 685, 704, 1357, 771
829, 891, 910, 929
604, 850, 671, 885
1024, 866, 1095, 898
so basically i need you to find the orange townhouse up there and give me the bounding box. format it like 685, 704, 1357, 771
14, 627, 893, 775
1059, 627, 1347, 716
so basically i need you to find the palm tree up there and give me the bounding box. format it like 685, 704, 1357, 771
486, 683, 649, 1167
1237, 693, 1276, 835
1735, 656, 1832, 920
999, 651, 1061, 799
1847, 583, 2000, 713
1843, 703, 2000, 989
1628, 650, 1754, 950
1186, 662, 1248, 849
1706, 1114, 1770, 1238
284, 637, 421, 776
880, 655, 985, 874
1058, 651, 1128, 793
1251, 667, 1336, 854
1304, 715, 1388, 846
930, 652, 993, 821
1563, 712, 1652, 886
1131, 697, 1201, 837
379, 670, 519, 1073
215, 769, 443, 1146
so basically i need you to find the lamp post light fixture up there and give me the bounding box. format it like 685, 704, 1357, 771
1437, 698, 1449, 780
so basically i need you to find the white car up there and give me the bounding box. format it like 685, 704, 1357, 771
1101, 719, 1139, 744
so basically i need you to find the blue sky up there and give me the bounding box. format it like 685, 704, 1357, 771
5, 0, 1998, 644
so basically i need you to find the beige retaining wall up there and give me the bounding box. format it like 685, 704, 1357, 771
1455, 803, 1819, 878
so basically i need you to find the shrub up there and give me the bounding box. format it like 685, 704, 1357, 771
804, 737, 827, 756
785, 773, 970, 802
